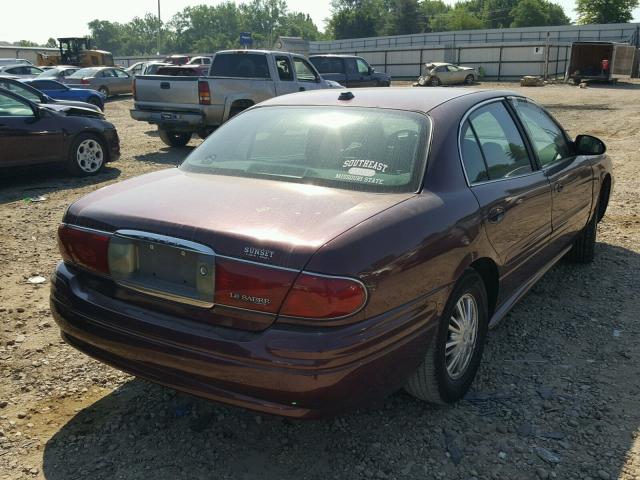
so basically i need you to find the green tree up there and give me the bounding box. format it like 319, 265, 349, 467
385, 0, 424, 35
15, 40, 39, 47
430, 6, 484, 31
327, 0, 387, 39
421, 0, 451, 32
510, 0, 570, 26
576, 0, 638, 23
45, 38, 58, 48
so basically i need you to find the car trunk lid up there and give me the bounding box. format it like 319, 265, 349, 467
64, 168, 412, 329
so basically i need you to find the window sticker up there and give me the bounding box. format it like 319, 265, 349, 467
342, 159, 389, 173
335, 172, 384, 184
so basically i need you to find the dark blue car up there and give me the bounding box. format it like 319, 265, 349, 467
23, 79, 106, 111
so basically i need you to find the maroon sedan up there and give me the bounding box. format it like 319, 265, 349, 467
51, 88, 612, 418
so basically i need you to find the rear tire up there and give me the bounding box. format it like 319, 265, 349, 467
158, 129, 192, 147
430, 77, 440, 87
66, 134, 106, 177
98, 86, 109, 97
405, 270, 488, 404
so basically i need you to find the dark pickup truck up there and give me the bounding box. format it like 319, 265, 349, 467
309, 55, 391, 87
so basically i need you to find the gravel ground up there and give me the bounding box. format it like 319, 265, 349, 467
0, 81, 639, 480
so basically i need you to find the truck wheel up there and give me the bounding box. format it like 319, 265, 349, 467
158, 129, 192, 147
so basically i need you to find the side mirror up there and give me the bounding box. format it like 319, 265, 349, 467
368, 67, 374, 75
575, 134, 606, 155
315, 76, 321, 83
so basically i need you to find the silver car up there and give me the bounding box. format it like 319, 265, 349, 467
126, 61, 171, 76
64, 67, 132, 97
417, 62, 477, 86
0, 64, 44, 79
0, 58, 32, 66
38, 66, 79, 82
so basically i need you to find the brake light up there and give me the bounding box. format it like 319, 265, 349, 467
132, 78, 136, 100
80, 78, 89, 85
198, 80, 210, 105
280, 273, 367, 319
215, 258, 296, 313
57, 225, 110, 275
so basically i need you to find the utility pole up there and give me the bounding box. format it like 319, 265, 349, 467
157, 0, 162, 55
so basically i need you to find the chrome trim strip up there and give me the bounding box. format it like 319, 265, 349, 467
457, 95, 536, 188
216, 253, 300, 273
113, 230, 215, 255
118, 281, 215, 308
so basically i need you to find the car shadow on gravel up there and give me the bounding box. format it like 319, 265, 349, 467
41, 241, 640, 480
0, 166, 121, 205
135, 147, 196, 166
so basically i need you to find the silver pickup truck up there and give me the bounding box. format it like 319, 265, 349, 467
131, 50, 342, 147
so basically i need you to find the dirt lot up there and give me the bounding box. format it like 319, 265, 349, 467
0, 81, 639, 480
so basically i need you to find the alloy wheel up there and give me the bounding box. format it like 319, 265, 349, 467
76, 139, 104, 173
445, 293, 478, 379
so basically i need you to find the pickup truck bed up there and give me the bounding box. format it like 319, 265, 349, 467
131, 50, 341, 147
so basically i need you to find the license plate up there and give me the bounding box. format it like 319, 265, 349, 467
108, 230, 215, 307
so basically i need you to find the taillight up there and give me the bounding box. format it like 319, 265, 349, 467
132, 78, 136, 100
198, 80, 210, 105
215, 258, 296, 313
80, 78, 89, 85
280, 273, 367, 319
57, 225, 110, 275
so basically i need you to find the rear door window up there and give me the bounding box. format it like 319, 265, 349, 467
467, 102, 533, 180
460, 121, 489, 184
275, 56, 294, 81
211, 54, 270, 78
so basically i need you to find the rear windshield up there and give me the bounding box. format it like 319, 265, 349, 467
68, 68, 100, 78
310, 57, 344, 74
180, 106, 430, 193
210, 54, 269, 78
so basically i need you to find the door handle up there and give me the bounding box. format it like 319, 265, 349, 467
554, 182, 564, 193
487, 206, 506, 224
299, 87, 305, 91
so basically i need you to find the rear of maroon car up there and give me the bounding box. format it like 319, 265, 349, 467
50, 103, 436, 418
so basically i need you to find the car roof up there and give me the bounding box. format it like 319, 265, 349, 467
259, 87, 518, 114
309, 54, 363, 58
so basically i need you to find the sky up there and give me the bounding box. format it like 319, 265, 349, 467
2, 0, 640, 44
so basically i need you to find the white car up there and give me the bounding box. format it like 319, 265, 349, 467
417, 62, 477, 86
0, 58, 32, 66
0, 64, 44, 79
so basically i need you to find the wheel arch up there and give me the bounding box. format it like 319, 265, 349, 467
597, 173, 612, 222
224, 98, 256, 122
468, 257, 499, 318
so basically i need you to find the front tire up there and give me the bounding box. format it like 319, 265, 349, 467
405, 270, 488, 404
566, 210, 597, 263
66, 134, 106, 176
158, 129, 192, 147
464, 74, 475, 85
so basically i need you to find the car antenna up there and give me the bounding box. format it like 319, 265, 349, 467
338, 91, 354, 101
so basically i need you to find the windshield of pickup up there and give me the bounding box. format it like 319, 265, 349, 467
210, 54, 270, 78
180, 106, 430, 193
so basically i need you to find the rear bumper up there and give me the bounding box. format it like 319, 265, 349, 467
50, 262, 437, 418
130, 109, 205, 131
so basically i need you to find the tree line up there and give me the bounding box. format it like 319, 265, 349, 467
3, 0, 638, 55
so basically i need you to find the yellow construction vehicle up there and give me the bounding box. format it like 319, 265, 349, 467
37, 37, 114, 67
